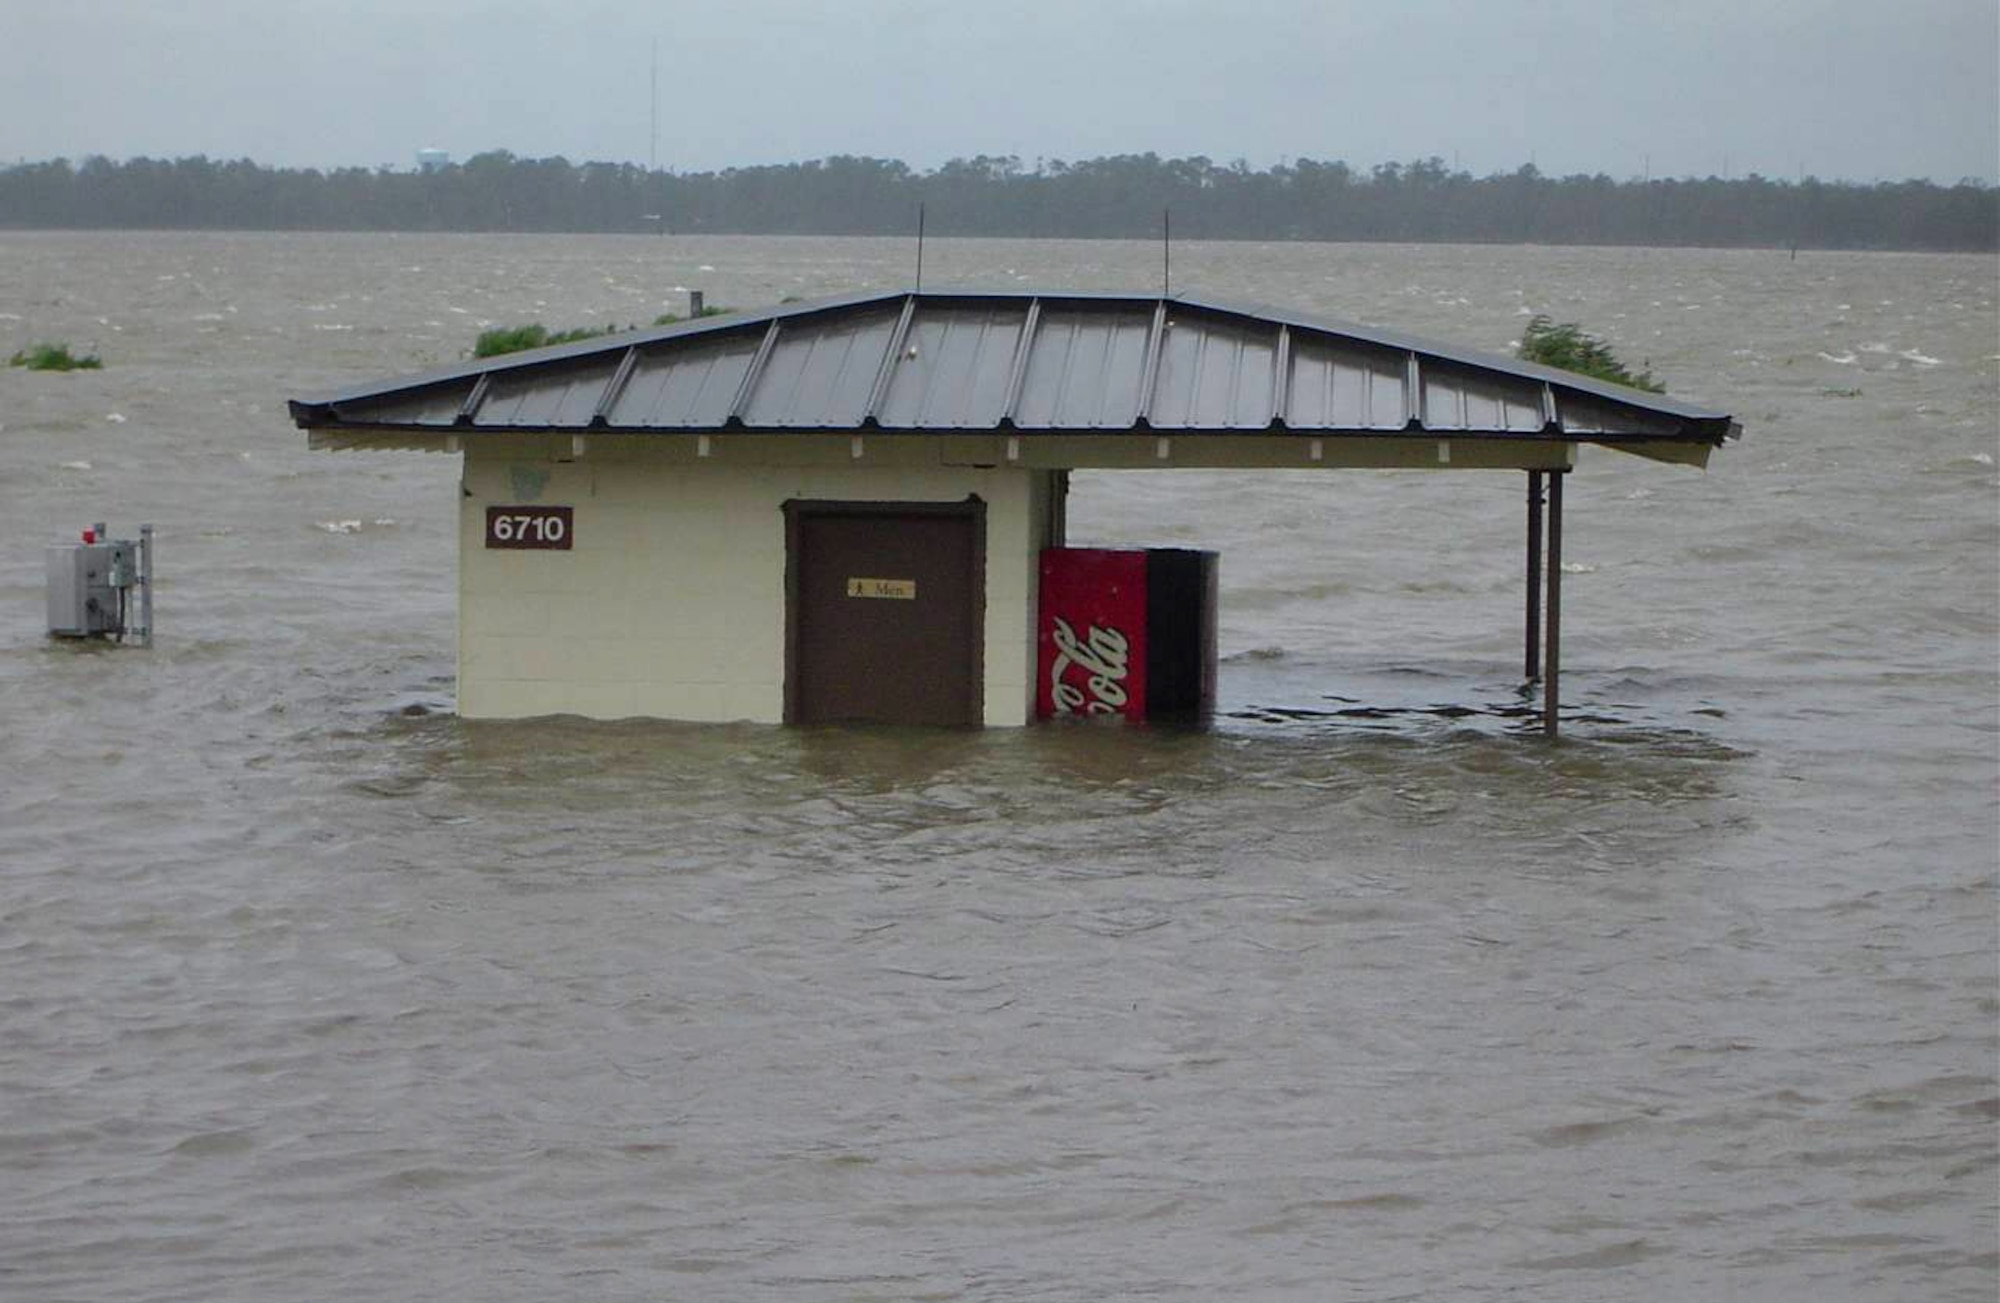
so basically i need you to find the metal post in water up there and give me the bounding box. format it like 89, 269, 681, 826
139, 524, 154, 648
1525, 470, 1543, 681
1544, 470, 1564, 738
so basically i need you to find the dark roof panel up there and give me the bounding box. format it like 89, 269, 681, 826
743, 307, 902, 428
876, 303, 1023, 429
1152, 313, 1279, 429
331, 380, 473, 428
608, 333, 763, 428
479, 356, 623, 428
1285, 337, 1408, 430
1015, 306, 1154, 429
1556, 391, 1686, 438
1420, 361, 1547, 434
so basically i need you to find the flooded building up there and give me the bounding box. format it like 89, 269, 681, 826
288, 290, 1739, 732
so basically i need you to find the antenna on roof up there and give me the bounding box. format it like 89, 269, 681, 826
1162, 207, 1171, 297
915, 202, 926, 294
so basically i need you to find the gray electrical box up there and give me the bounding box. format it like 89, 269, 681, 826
46, 524, 152, 645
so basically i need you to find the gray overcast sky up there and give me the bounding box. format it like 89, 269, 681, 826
3, 0, 1994, 182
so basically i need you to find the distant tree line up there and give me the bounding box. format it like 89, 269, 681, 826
0, 151, 1993, 251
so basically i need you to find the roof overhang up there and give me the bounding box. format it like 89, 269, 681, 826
290, 289, 1741, 468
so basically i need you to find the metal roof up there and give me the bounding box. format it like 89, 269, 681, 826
289, 290, 1741, 449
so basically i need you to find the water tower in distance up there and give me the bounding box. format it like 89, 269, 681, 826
415, 148, 452, 173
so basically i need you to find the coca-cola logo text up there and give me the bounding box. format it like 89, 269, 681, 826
1048, 616, 1131, 715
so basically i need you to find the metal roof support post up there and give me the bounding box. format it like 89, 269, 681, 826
1525, 470, 1543, 681
138, 524, 154, 649
1543, 469, 1566, 739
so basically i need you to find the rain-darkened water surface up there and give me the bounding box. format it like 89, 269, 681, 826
1, 232, 1995, 1301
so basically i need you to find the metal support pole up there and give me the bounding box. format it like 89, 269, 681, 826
1525, 470, 1543, 680
1543, 470, 1564, 738
139, 523, 154, 648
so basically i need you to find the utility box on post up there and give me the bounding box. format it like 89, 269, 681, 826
46, 523, 153, 646
1037, 547, 1217, 723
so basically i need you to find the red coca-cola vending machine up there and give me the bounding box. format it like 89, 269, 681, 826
1037, 547, 1218, 722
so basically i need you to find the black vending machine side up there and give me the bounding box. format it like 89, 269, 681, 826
1143, 548, 1218, 722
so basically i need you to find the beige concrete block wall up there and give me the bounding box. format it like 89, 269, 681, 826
457, 446, 1047, 725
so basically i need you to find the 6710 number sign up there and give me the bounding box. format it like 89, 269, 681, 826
484, 505, 572, 550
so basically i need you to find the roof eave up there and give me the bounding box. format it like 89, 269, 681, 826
289, 417, 1723, 445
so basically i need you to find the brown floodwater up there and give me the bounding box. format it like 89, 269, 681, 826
1, 231, 1995, 1300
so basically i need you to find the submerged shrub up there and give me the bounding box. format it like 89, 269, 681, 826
473, 322, 624, 357
542, 324, 618, 347
472, 324, 552, 357
475, 307, 736, 358
8, 341, 102, 371
1518, 315, 1662, 393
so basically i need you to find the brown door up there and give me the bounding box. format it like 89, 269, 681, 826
785, 499, 986, 726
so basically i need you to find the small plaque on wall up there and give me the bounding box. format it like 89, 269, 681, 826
847, 577, 916, 600
485, 506, 573, 550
